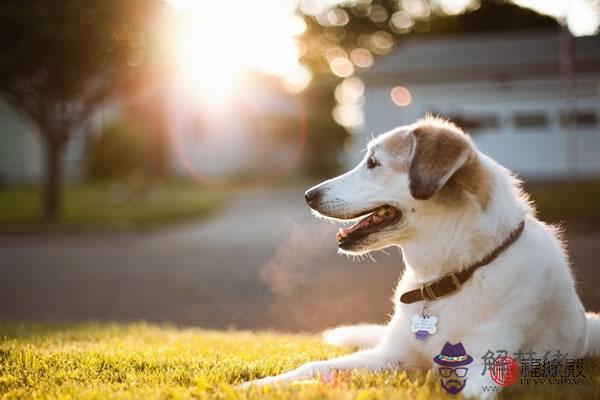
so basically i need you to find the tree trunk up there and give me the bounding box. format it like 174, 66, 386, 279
42, 139, 65, 221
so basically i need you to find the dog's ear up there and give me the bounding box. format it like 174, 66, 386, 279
408, 126, 472, 200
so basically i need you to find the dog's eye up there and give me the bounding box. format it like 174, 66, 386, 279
367, 156, 379, 169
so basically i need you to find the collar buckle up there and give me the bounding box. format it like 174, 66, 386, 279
446, 273, 463, 296
421, 282, 438, 300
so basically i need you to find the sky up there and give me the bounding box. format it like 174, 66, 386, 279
512, 0, 600, 36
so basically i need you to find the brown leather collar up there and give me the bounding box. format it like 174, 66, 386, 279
399, 220, 525, 304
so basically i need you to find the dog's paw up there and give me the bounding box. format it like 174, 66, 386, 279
237, 361, 334, 390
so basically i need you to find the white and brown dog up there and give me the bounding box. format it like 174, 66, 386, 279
242, 116, 600, 398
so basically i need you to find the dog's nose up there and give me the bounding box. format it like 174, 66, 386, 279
304, 188, 321, 206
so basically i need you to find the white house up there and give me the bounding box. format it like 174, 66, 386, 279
356, 30, 600, 179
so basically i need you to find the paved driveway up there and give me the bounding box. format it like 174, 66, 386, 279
1, 186, 599, 331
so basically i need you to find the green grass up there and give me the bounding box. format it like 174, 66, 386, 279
1, 179, 598, 233
0, 181, 223, 232
0, 323, 599, 399
528, 180, 600, 222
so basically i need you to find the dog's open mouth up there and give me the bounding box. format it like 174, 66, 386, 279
336, 205, 402, 247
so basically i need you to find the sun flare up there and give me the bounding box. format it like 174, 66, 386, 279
166, 0, 311, 106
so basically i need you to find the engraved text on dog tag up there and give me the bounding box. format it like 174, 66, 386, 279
410, 314, 438, 340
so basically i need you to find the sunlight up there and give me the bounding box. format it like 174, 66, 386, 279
166, 0, 310, 107
165, 0, 598, 110
513, 0, 600, 36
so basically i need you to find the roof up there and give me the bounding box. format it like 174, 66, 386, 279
361, 30, 600, 85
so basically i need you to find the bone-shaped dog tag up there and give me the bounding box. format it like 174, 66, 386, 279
410, 314, 438, 340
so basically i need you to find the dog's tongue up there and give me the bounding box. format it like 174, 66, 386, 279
336, 207, 392, 242
336, 215, 372, 241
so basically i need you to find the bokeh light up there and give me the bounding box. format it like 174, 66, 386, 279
368, 5, 389, 23
350, 48, 374, 68
391, 86, 412, 107
316, 8, 350, 26
438, 0, 477, 15
390, 11, 414, 33
333, 77, 365, 131
402, 0, 431, 19
333, 104, 364, 130
283, 65, 313, 93
329, 57, 355, 78
325, 46, 347, 63
299, 0, 327, 16
369, 31, 394, 55
335, 77, 365, 105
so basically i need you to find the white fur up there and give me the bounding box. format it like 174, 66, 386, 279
240, 122, 599, 398
322, 324, 386, 348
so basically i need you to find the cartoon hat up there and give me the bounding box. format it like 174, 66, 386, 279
433, 342, 473, 367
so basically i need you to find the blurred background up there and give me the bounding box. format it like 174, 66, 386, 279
0, 0, 599, 332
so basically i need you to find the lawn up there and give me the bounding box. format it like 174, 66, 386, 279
527, 180, 600, 222
1, 179, 598, 233
0, 323, 599, 400
0, 181, 223, 233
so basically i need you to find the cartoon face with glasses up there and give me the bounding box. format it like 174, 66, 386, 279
433, 342, 473, 395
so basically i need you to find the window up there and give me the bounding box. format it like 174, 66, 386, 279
446, 115, 499, 133
513, 113, 548, 129
560, 111, 598, 128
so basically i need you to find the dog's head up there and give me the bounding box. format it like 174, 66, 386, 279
305, 116, 492, 255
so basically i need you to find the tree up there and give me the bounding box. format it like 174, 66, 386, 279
300, 0, 559, 76
0, 0, 160, 220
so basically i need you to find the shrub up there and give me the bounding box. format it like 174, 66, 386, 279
86, 119, 149, 181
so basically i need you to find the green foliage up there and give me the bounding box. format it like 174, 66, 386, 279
0, 0, 160, 142
424, 0, 558, 35
302, 79, 349, 178
303, 118, 348, 178
527, 180, 600, 221
0, 0, 161, 219
0, 323, 599, 399
300, 0, 559, 75
263, 102, 348, 178
86, 120, 148, 181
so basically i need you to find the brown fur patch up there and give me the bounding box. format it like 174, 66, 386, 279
440, 155, 493, 210
410, 116, 493, 210
409, 122, 471, 200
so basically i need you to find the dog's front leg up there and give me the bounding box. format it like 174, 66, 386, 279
240, 348, 395, 388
